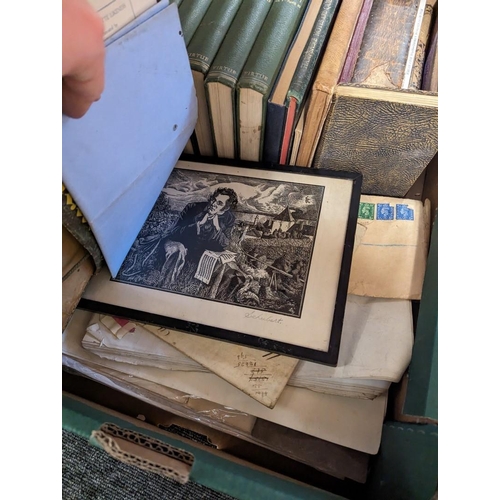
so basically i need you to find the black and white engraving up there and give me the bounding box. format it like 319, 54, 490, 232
116, 169, 325, 317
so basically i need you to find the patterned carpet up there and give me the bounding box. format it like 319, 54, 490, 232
62, 429, 236, 500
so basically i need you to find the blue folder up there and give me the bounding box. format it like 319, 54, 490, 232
62, 1, 197, 277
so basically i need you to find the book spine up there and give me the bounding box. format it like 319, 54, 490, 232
408, 0, 435, 89
351, 0, 421, 89
188, 0, 243, 74
263, 101, 287, 163
338, 0, 374, 83
401, 0, 428, 88
287, 0, 341, 104
421, 16, 437, 92
238, 0, 308, 96
295, 0, 364, 167
278, 0, 340, 163
238, 0, 308, 160
178, 0, 213, 46
204, 0, 274, 89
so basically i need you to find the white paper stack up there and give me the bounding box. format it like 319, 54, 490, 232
81, 294, 413, 400
63, 309, 388, 454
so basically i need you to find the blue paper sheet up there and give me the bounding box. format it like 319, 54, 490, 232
62, 1, 197, 277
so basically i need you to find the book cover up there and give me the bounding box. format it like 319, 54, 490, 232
237, 0, 308, 162
350, 0, 421, 89
421, 15, 438, 91
178, 0, 213, 46
408, 0, 436, 89
312, 85, 438, 196
338, 0, 374, 83
188, 0, 243, 157
205, 0, 274, 159
278, 0, 341, 165
263, 0, 340, 165
295, 0, 365, 167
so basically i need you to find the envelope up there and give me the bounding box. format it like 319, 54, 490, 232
348, 195, 431, 299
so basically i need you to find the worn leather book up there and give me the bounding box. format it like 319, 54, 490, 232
421, 15, 438, 91
62, 227, 95, 331
350, 0, 421, 89
338, 0, 374, 83
295, 0, 364, 167
408, 0, 436, 89
188, 0, 243, 157
237, 0, 308, 162
263, 0, 340, 164
205, 0, 273, 159
178, 0, 213, 46
312, 84, 437, 196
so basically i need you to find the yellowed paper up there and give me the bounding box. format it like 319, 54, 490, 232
86, 313, 297, 408
144, 326, 298, 409
89, 0, 156, 40
64, 310, 387, 454
348, 195, 431, 299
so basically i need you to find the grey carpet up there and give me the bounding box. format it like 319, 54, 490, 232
62, 429, 236, 499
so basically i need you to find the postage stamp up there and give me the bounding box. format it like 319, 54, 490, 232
396, 204, 415, 220
358, 202, 375, 220
376, 203, 394, 220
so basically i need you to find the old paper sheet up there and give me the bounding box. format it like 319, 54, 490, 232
89, 0, 156, 39
89, 314, 299, 409
348, 195, 431, 299
84, 314, 203, 371
64, 310, 387, 454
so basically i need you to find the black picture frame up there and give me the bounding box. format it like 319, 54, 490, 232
78, 156, 362, 366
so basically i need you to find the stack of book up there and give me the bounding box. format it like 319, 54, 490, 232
176, 0, 438, 174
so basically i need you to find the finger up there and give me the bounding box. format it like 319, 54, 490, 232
62, 64, 105, 118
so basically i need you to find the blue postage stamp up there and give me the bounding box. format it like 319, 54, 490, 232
376, 203, 394, 220
358, 202, 375, 220
396, 204, 414, 220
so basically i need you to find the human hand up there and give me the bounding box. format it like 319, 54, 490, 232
62, 0, 105, 118
212, 214, 220, 231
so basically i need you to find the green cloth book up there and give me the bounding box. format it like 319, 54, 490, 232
237, 0, 308, 162
188, 0, 243, 157
263, 0, 340, 164
178, 0, 213, 46
205, 0, 274, 159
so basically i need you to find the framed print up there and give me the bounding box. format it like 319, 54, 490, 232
79, 156, 362, 365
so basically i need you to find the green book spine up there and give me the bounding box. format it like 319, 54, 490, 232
205, 0, 274, 89
171, 0, 184, 7
287, 0, 340, 105
178, 0, 214, 46
238, 0, 308, 96
188, 0, 244, 74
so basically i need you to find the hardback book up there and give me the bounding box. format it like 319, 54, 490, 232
62, 1, 197, 277
408, 0, 437, 89
350, 0, 422, 89
187, 0, 243, 157
338, 0, 374, 83
204, 0, 274, 159
312, 84, 438, 196
421, 15, 438, 91
288, 96, 307, 165
295, 0, 365, 168
263, 0, 341, 165
178, 0, 213, 46
237, 0, 308, 162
